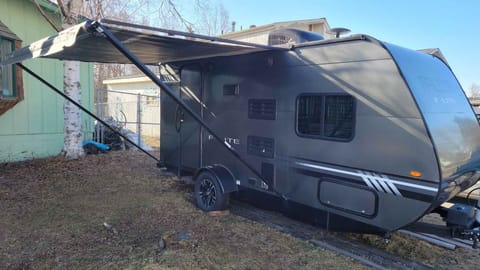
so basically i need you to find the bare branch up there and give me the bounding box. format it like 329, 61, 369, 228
56, 0, 68, 18
126, 0, 151, 19
167, 0, 194, 32
33, 0, 62, 32
192, 0, 230, 35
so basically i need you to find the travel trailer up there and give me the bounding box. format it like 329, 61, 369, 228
4, 19, 480, 237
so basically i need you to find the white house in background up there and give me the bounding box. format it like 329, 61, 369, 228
220, 18, 333, 44
102, 76, 161, 139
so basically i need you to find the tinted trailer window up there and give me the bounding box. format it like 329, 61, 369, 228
297, 94, 354, 140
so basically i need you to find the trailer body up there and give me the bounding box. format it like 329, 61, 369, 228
161, 36, 480, 233
3, 19, 480, 234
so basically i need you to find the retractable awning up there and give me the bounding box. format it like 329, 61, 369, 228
2, 19, 281, 66
3, 19, 284, 197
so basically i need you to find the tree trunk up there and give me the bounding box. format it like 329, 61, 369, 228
63, 60, 84, 159
60, 0, 84, 159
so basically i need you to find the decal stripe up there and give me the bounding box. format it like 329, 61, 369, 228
295, 161, 438, 193
379, 173, 402, 196
369, 175, 388, 193
357, 171, 371, 189
378, 178, 394, 194
362, 174, 375, 190
363, 171, 402, 196
366, 172, 390, 193
387, 180, 402, 196
384, 181, 397, 195
397, 189, 436, 203
293, 167, 435, 203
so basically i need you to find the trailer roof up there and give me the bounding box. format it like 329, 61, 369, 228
2, 19, 282, 66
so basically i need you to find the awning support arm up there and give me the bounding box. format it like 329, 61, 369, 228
88, 20, 284, 198
17, 63, 160, 163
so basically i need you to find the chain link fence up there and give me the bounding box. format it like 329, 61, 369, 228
94, 89, 160, 150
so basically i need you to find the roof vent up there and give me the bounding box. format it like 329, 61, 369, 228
268, 28, 324, 46
328, 27, 351, 38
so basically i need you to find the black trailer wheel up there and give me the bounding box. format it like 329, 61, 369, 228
194, 171, 229, 211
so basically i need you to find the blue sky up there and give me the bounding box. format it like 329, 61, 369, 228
222, 0, 479, 95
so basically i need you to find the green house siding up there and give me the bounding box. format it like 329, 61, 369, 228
0, 0, 94, 162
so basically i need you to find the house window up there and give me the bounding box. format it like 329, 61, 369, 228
0, 36, 15, 98
0, 19, 23, 116
296, 94, 355, 141
146, 95, 159, 106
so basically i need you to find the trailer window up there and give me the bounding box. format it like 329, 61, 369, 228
297, 96, 322, 135
324, 96, 354, 139
296, 94, 354, 140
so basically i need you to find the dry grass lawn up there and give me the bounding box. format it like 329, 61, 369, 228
0, 151, 365, 270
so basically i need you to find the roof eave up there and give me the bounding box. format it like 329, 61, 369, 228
30, 0, 60, 14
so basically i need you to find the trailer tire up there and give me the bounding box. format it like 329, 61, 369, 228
194, 171, 230, 212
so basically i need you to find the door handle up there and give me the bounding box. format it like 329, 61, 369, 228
175, 105, 184, 132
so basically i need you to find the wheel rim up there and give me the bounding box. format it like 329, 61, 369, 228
199, 178, 217, 209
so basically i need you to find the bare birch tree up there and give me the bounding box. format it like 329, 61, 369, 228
58, 0, 85, 159
35, 0, 85, 159
36, 1, 144, 159
35, 0, 230, 160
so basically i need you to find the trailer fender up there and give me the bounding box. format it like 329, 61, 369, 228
194, 165, 238, 194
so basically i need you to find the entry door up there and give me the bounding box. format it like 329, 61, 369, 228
179, 67, 203, 172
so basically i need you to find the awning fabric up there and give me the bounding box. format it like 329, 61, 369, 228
2, 19, 278, 66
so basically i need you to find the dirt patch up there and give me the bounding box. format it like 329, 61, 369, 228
0, 151, 365, 269
142, 135, 160, 148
